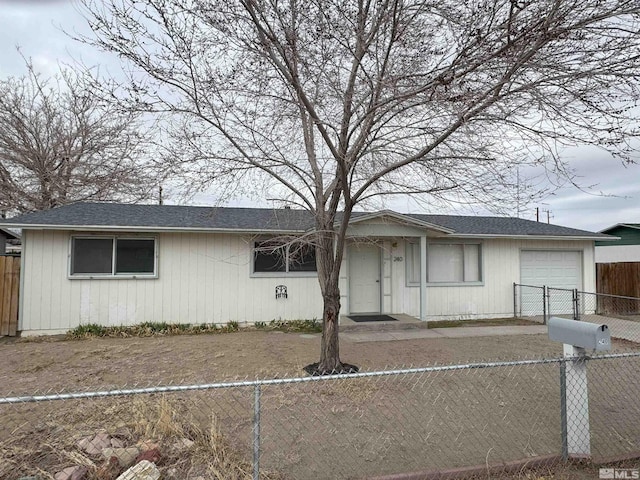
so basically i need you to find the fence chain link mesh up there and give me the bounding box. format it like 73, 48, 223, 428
515, 284, 640, 345
2, 353, 639, 480
513, 283, 547, 323
2, 287, 640, 478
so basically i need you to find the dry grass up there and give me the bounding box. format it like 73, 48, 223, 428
0, 396, 282, 480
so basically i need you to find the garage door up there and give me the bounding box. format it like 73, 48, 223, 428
520, 250, 582, 315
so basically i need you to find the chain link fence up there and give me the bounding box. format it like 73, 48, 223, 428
2, 353, 640, 479
515, 283, 640, 345
513, 283, 547, 323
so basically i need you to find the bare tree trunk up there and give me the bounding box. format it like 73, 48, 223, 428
313, 218, 345, 373
314, 212, 353, 374
319, 282, 341, 372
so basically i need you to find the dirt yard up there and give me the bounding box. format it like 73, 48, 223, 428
0, 330, 570, 395
1, 331, 638, 480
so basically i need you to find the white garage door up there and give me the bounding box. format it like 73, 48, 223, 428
521, 250, 582, 289
520, 250, 582, 315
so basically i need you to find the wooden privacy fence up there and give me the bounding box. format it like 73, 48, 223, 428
0, 255, 20, 336
597, 262, 640, 298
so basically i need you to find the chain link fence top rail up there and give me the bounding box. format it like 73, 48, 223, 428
2, 353, 640, 480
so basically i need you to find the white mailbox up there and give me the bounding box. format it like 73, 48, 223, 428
548, 316, 611, 351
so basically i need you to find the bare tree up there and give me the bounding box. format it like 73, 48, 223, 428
0, 59, 159, 215
76, 0, 640, 373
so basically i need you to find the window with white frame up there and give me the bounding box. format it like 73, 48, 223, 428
70, 236, 156, 277
406, 240, 482, 285
253, 240, 317, 274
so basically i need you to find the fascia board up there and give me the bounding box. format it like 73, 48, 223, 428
342, 211, 455, 234
1, 224, 306, 235
450, 233, 619, 241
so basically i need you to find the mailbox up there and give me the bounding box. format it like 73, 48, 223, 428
548, 316, 611, 351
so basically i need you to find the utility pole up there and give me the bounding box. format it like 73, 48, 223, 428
159, 186, 163, 205
536, 207, 539, 222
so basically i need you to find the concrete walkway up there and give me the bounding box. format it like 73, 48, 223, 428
341, 325, 547, 343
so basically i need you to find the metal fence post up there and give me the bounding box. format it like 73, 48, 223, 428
542, 286, 547, 325
513, 282, 517, 318
572, 289, 580, 321
546, 286, 552, 324
560, 359, 568, 461
253, 384, 261, 480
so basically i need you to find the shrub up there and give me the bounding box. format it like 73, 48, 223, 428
267, 319, 321, 333
225, 321, 240, 332
68, 323, 107, 338
66, 318, 321, 339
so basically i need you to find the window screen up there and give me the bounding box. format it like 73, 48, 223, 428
463, 244, 481, 282
428, 244, 464, 282
253, 241, 317, 273
71, 236, 156, 277
406, 241, 420, 284
254, 242, 287, 272
71, 238, 113, 275
426, 243, 481, 283
116, 239, 155, 274
288, 244, 317, 272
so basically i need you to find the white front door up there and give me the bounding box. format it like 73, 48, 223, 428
349, 244, 381, 313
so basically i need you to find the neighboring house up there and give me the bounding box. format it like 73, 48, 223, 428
596, 224, 640, 263
0, 202, 612, 336
0, 227, 20, 255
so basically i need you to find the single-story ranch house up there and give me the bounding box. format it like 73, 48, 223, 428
1, 202, 613, 336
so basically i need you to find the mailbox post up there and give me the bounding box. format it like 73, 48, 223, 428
548, 317, 611, 460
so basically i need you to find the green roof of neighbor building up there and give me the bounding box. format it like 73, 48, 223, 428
596, 224, 640, 246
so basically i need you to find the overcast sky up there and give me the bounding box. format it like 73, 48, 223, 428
2, 0, 639, 233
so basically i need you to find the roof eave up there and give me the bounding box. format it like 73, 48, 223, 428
4, 224, 307, 235
0, 227, 20, 239
342, 210, 455, 234
598, 223, 640, 234
451, 233, 615, 241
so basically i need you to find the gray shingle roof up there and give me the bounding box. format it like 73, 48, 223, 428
1, 202, 314, 231
405, 214, 609, 238
0, 202, 611, 239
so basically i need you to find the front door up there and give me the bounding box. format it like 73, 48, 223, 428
349, 244, 381, 313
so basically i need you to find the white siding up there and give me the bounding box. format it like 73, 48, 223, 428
21, 230, 323, 334
392, 238, 596, 321
19, 229, 597, 333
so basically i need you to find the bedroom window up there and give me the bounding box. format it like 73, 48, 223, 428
70, 236, 157, 277
406, 240, 482, 285
253, 241, 317, 275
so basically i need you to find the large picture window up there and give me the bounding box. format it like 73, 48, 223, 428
253, 241, 317, 275
406, 240, 482, 285
71, 236, 157, 277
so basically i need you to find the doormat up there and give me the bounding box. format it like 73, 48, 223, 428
348, 315, 397, 323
